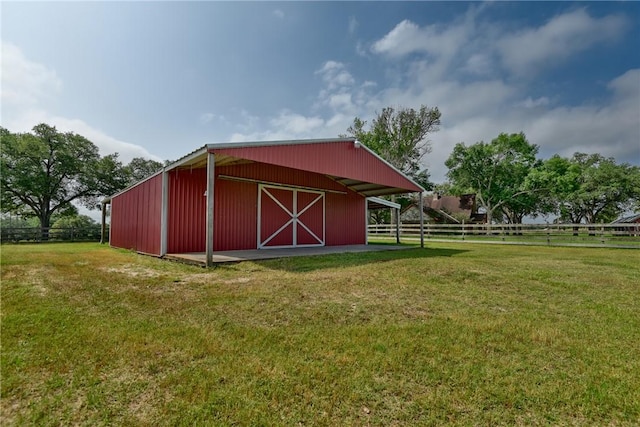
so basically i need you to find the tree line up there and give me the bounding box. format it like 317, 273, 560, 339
346, 107, 640, 225
1, 124, 163, 234
2, 116, 639, 235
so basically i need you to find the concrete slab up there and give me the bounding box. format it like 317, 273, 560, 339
164, 244, 412, 266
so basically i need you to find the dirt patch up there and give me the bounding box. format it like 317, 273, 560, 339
102, 264, 162, 278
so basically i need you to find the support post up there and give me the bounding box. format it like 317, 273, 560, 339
396, 207, 401, 244
206, 152, 215, 267
365, 200, 369, 245
419, 192, 424, 248
100, 201, 108, 244
160, 169, 169, 256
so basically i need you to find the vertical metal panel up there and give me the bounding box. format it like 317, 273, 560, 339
109, 174, 162, 255
167, 168, 207, 253
325, 191, 366, 246
214, 177, 257, 251
160, 170, 168, 256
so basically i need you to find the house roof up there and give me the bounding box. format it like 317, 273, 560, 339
611, 213, 640, 224
165, 138, 424, 197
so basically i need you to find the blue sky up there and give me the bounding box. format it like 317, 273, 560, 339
2, 1, 639, 184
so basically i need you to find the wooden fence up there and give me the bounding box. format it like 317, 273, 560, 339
0, 226, 106, 243
368, 223, 640, 248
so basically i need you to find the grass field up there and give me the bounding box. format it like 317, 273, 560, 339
1, 242, 639, 425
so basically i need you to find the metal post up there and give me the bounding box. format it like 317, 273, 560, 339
206, 152, 215, 267
396, 207, 400, 244
419, 192, 424, 248
365, 199, 369, 245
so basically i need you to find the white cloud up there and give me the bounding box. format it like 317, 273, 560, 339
225, 8, 638, 184
199, 112, 216, 124
1, 41, 62, 107
463, 53, 493, 76
229, 110, 330, 143
371, 19, 468, 61
498, 9, 628, 77
519, 97, 551, 109
1, 41, 160, 163
7, 109, 161, 163
348, 16, 359, 35
270, 110, 324, 135
315, 61, 355, 90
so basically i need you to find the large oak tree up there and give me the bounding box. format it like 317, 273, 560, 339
445, 132, 540, 224
1, 124, 129, 235
539, 153, 640, 224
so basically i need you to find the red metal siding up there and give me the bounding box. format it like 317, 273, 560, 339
326, 191, 366, 246
215, 163, 365, 249
213, 141, 422, 192
167, 168, 207, 253
214, 178, 257, 251
163, 162, 368, 253
110, 174, 162, 255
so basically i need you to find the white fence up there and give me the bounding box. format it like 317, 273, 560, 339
368, 223, 640, 248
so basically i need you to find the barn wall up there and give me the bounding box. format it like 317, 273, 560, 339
326, 191, 366, 246
214, 163, 365, 251
167, 168, 207, 253
164, 162, 368, 252
110, 174, 162, 255
214, 177, 257, 251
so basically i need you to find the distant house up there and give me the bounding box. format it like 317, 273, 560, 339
611, 213, 640, 224
401, 193, 486, 224
611, 213, 640, 236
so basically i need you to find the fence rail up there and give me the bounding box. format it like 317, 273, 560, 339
368, 223, 640, 248
0, 226, 107, 243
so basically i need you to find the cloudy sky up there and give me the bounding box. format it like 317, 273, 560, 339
2, 1, 639, 183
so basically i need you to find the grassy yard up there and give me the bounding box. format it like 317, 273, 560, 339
1, 242, 639, 426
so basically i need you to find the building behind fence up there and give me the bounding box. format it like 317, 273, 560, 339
369, 222, 640, 248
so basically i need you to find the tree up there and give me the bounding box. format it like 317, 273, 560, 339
345, 105, 441, 180
541, 153, 640, 224
345, 105, 441, 225
50, 214, 100, 240
445, 132, 540, 224
0, 124, 129, 235
125, 157, 164, 183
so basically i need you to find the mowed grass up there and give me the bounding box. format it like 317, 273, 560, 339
1, 243, 639, 426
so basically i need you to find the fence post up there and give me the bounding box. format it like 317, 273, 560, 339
601, 222, 605, 245
461, 220, 465, 241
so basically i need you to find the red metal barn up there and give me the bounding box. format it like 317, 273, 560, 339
108, 138, 425, 264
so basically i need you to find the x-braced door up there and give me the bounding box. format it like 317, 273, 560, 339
258, 185, 325, 248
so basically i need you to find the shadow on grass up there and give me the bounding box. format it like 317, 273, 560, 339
241, 246, 468, 273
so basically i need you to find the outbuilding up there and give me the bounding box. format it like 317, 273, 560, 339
106, 138, 425, 265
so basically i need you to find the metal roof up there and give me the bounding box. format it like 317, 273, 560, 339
110, 138, 425, 200
367, 197, 401, 210
166, 138, 424, 197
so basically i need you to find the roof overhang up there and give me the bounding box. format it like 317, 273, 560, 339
168, 139, 424, 197
367, 197, 401, 210
114, 138, 424, 199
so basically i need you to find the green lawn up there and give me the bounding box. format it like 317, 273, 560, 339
1, 242, 639, 426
